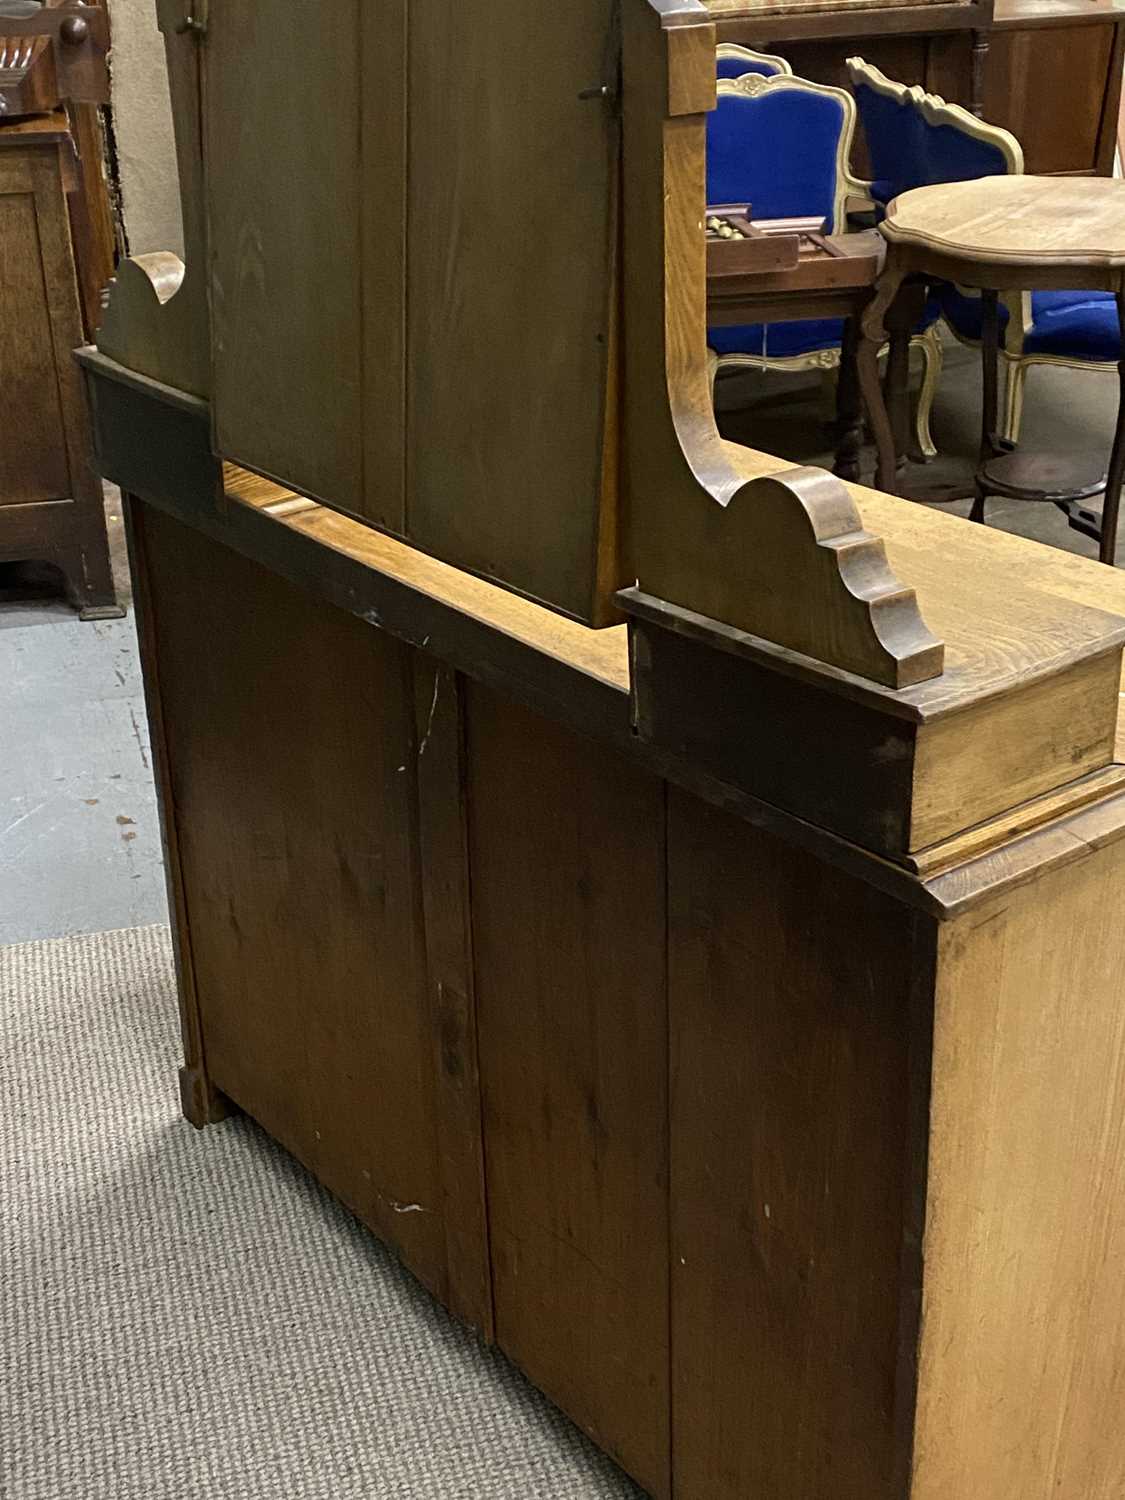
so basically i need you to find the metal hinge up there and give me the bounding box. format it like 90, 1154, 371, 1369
175, 0, 208, 37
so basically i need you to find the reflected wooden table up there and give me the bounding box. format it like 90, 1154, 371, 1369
863, 173, 1125, 562
707, 226, 916, 485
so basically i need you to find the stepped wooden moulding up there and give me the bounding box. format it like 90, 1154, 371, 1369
81, 1, 1125, 1496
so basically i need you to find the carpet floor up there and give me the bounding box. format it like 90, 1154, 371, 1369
0, 925, 642, 1500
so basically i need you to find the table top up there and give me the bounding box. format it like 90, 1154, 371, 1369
882, 175, 1125, 269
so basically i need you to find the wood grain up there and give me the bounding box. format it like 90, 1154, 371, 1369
0, 156, 69, 504
915, 834, 1125, 1499
205, 0, 363, 508
65, 100, 117, 342
719, 439, 1125, 717
140, 505, 448, 1298
882, 173, 1125, 266
668, 789, 931, 1500
405, 0, 620, 621
910, 648, 1122, 849
468, 686, 672, 1497
621, 0, 944, 688
125, 498, 226, 1127
412, 659, 493, 1338
984, 22, 1115, 173
0, 133, 116, 612
84, 361, 1125, 878
360, 0, 408, 533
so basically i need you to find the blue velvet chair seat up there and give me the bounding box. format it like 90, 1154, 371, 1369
939, 286, 1121, 363
709, 298, 941, 361
709, 317, 848, 359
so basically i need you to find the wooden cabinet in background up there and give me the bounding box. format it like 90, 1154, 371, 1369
983, 0, 1125, 175
0, 112, 118, 616
713, 0, 1125, 176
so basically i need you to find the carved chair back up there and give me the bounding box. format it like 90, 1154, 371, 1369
715, 42, 792, 80
707, 73, 858, 232
846, 56, 1022, 208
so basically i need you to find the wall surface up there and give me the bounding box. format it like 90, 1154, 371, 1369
108, 0, 183, 258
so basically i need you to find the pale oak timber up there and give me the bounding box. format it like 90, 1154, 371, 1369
234, 450, 1125, 861
883, 173, 1125, 266
916, 835, 1125, 1499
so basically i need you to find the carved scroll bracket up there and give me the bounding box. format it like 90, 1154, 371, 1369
94, 0, 209, 398
620, 0, 944, 690
622, 465, 944, 688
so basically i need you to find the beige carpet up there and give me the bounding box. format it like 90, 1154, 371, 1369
0, 925, 642, 1500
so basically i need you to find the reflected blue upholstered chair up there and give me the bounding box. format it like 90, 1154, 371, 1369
716, 43, 792, 81
848, 57, 1121, 444
707, 72, 943, 457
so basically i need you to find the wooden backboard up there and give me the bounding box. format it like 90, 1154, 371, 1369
204, 0, 622, 623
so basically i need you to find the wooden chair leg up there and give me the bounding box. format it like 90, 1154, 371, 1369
1002, 359, 1028, 446
914, 326, 943, 461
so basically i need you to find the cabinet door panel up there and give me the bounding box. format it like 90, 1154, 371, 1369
0, 156, 73, 505
985, 25, 1114, 174
205, 0, 364, 511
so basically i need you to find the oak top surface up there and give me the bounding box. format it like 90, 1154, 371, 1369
226, 455, 1125, 730
883, 176, 1125, 266
224, 467, 632, 694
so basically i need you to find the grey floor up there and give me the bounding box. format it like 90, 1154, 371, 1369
0, 494, 168, 945
717, 334, 1122, 553
0, 338, 1119, 945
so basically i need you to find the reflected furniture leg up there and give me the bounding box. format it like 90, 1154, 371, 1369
971, 288, 1001, 524
858, 267, 906, 494
833, 315, 864, 483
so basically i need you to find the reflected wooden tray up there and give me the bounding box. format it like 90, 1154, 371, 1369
707, 223, 884, 313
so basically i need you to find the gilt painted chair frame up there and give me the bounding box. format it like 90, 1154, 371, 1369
710, 71, 942, 460
715, 41, 793, 78
848, 58, 1120, 446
